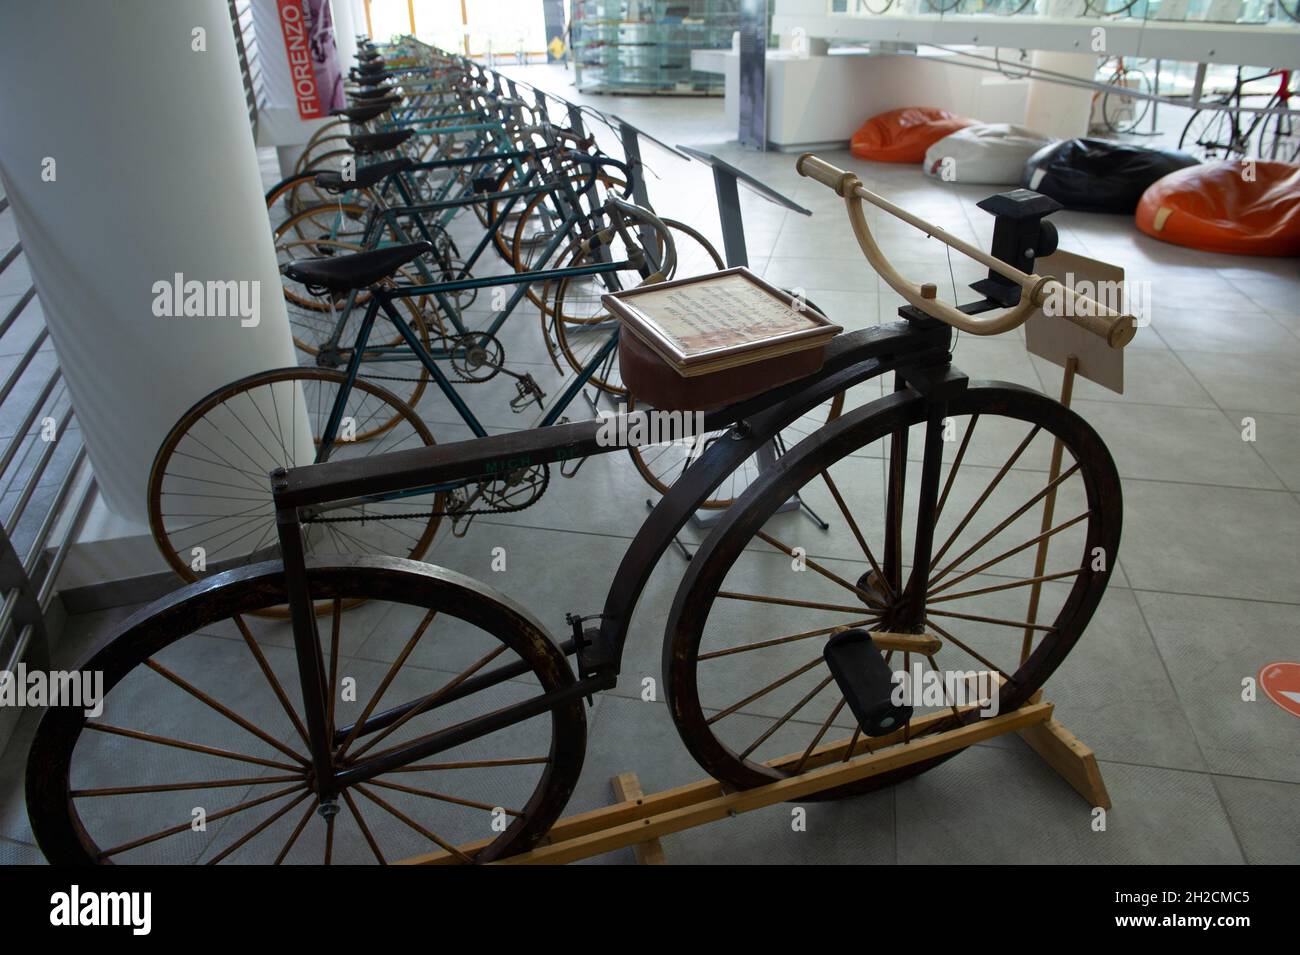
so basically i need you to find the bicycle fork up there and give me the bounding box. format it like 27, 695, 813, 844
271, 479, 340, 808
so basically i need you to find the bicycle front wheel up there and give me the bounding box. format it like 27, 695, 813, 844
666, 383, 1122, 796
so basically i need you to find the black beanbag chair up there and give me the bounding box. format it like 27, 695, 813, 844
1021, 138, 1199, 213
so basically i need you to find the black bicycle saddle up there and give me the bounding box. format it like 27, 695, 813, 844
284, 242, 433, 293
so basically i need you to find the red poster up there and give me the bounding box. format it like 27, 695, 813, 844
277, 0, 322, 119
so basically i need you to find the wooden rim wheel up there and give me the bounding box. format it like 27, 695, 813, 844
548, 217, 721, 398
665, 384, 1121, 798
627, 390, 845, 510
26, 559, 586, 864
148, 367, 444, 602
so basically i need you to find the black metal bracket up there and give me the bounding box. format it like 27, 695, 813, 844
566, 612, 618, 695
899, 363, 969, 403
970, 188, 1062, 307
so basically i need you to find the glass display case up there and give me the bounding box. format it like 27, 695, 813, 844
572, 0, 741, 93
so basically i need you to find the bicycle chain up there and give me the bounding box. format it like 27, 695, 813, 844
354, 332, 505, 385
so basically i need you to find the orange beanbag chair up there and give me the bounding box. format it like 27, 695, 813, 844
850, 107, 976, 164
1136, 161, 1300, 256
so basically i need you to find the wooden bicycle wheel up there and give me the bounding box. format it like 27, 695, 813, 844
27, 558, 586, 864
273, 203, 373, 279
666, 384, 1121, 797
627, 390, 845, 510
148, 368, 443, 588
547, 217, 719, 398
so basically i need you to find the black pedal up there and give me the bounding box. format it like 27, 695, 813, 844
823, 629, 912, 737
471, 173, 501, 194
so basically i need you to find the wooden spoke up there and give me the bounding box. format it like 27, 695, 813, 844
794, 697, 847, 774
83, 723, 301, 772
927, 511, 1090, 597
342, 788, 387, 865
274, 800, 316, 865
143, 659, 308, 765
99, 783, 305, 860
930, 464, 1081, 583
929, 425, 1040, 573
368, 777, 523, 817
72, 774, 301, 797
900, 650, 913, 745
231, 614, 312, 750
927, 568, 1083, 604
818, 468, 894, 600
346, 643, 507, 761
355, 784, 474, 864
934, 413, 978, 525
715, 591, 871, 615
707, 657, 824, 726
386, 756, 549, 772
840, 725, 866, 762
924, 653, 966, 723
926, 607, 1056, 633
923, 619, 1015, 684
740, 674, 836, 761
697, 619, 875, 661
755, 530, 885, 607
337, 608, 437, 755
206, 790, 313, 865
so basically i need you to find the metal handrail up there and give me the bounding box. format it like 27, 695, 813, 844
0, 187, 98, 747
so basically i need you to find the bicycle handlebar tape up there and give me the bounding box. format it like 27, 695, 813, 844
823, 629, 914, 738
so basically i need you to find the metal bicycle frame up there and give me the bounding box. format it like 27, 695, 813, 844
268, 317, 957, 801
305, 146, 628, 361
313, 240, 639, 453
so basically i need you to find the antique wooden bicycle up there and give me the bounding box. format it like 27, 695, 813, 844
27, 156, 1135, 864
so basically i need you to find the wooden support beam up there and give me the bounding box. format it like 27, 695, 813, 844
610, 773, 667, 864
400, 701, 1053, 865
1017, 717, 1112, 810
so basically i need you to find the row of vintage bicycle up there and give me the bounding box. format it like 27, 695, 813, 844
25, 36, 1137, 864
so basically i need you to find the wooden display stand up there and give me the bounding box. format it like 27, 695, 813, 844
399, 695, 1106, 865
398, 248, 1122, 866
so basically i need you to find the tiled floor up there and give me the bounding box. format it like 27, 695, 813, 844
1, 65, 1297, 865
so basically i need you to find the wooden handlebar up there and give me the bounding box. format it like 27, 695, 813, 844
795, 153, 1137, 348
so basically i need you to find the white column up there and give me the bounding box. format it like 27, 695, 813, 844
0, 0, 306, 526
1023, 0, 1096, 140
332, 0, 359, 70
1024, 51, 1096, 141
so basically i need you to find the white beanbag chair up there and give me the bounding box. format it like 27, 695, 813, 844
923, 124, 1054, 185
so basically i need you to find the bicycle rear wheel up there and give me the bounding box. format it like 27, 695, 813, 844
148, 368, 443, 587
27, 558, 586, 864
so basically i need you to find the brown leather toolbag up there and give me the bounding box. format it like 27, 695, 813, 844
604, 268, 841, 413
